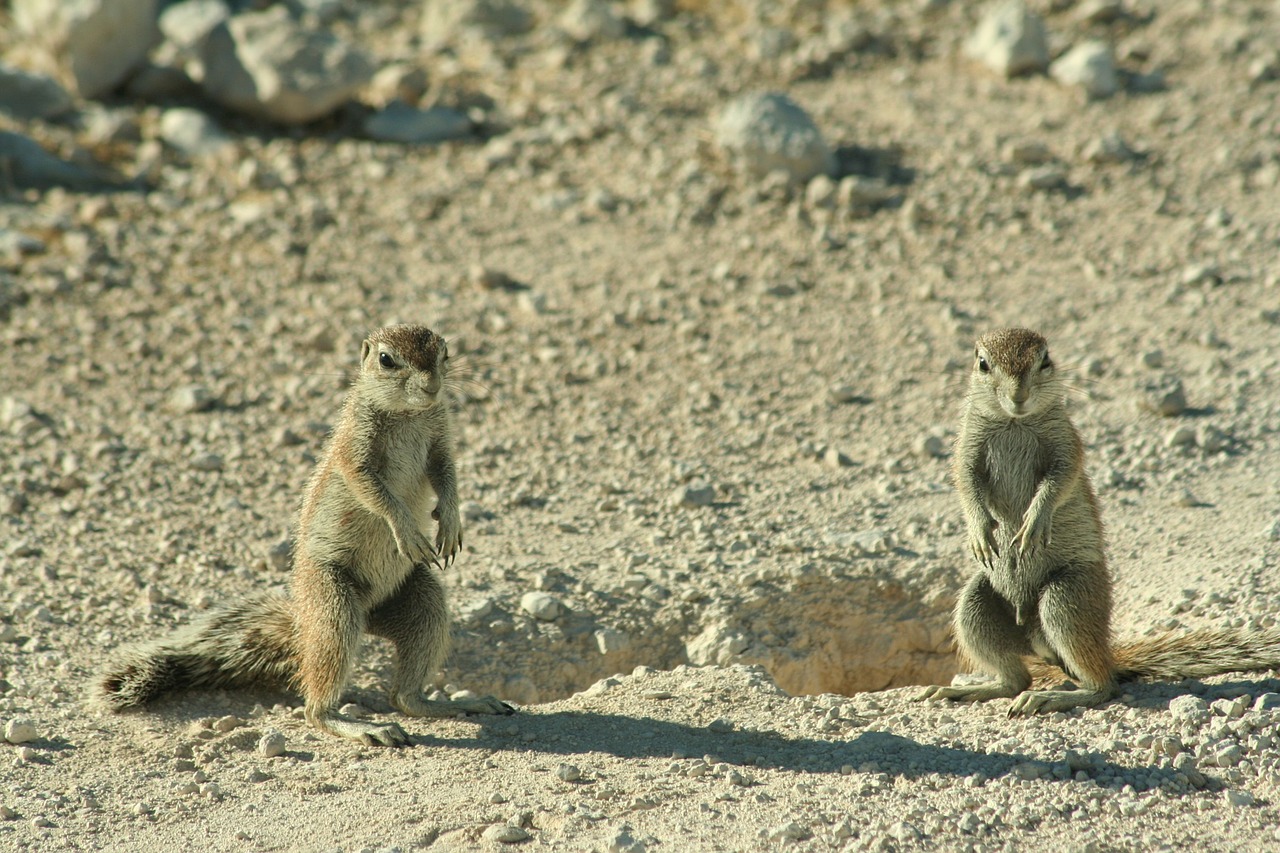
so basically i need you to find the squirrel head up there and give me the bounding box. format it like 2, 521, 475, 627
358, 324, 450, 412
969, 328, 1060, 419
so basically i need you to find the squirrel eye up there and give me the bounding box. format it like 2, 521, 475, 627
378, 352, 395, 369
1041, 352, 1054, 370
977, 356, 990, 373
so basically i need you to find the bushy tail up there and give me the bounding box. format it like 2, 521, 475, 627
1114, 627, 1280, 681
94, 592, 297, 711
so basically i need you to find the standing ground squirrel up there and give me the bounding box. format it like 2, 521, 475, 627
921, 327, 1280, 715
96, 324, 512, 745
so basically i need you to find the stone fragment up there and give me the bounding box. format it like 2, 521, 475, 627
159, 0, 230, 56
11, 0, 161, 98
964, 0, 1049, 77
560, 0, 626, 42
520, 592, 561, 621
823, 447, 854, 468
557, 763, 582, 782
1083, 131, 1138, 164
1141, 375, 1187, 417
0, 131, 111, 191
160, 108, 234, 158
367, 63, 429, 106
420, 0, 534, 49
671, 482, 715, 508
257, 730, 286, 758
200, 6, 375, 125
0, 64, 74, 120
169, 384, 216, 413
482, 824, 531, 843
4, 719, 37, 744
1050, 41, 1119, 99
715, 92, 835, 184
363, 102, 472, 145
1168, 695, 1208, 723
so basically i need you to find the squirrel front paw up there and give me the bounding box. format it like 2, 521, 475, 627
432, 505, 463, 567
967, 517, 999, 568
1015, 508, 1052, 557
393, 524, 438, 567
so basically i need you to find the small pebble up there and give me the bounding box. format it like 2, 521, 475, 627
257, 730, 287, 758
1224, 789, 1255, 808
4, 719, 37, 744
520, 592, 561, 621
823, 447, 854, 468
482, 824, 531, 843
828, 384, 863, 404
169, 384, 216, 414
557, 763, 582, 782
671, 482, 715, 508
213, 715, 242, 733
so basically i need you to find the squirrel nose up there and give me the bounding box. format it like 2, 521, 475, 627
1010, 384, 1029, 404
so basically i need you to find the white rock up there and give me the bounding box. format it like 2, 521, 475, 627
608, 825, 647, 853
367, 63, 430, 107
160, 108, 233, 158
257, 730, 287, 758
159, 0, 229, 55
4, 719, 37, 744
200, 6, 375, 125
363, 102, 472, 145
852, 529, 892, 555
1050, 41, 1119, 99
0, 64, 74, 120
482, 824, 531, 843
169, 384, 216, 413
12, 0, 161, 98
520, 591, 561, 621
964, 0, 1049, 78
671, 482, 716, 508
1224, 789, 1256, 808
1168, 695, 1209, 723
420, 0, 534, 49
557, 763, 582, 782
715, 92, 835, 183
594, 628, 631, 654
560, 0, 626, 42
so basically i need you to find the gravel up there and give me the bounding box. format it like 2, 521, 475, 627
2, 1, 1279, 850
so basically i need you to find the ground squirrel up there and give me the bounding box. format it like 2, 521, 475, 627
96, 324, 512, 745
921, 327, 1280, 715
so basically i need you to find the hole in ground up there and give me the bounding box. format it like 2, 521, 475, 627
442, 565, 960, 704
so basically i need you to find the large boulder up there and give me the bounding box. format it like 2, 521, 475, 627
200, 6, 375, 125
10, 0, 160, 99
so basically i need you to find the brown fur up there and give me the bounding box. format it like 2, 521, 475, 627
921, 328, 1280, 715
95, 325, 512, 745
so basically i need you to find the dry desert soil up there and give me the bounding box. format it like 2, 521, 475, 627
2, 1, 1280, 851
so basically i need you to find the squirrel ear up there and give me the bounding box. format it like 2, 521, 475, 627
360, 340, 371, 363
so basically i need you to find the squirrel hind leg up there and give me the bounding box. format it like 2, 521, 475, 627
1009, 568, 1118, 716
919, 574, 1033, 704
368, 564, 515, 718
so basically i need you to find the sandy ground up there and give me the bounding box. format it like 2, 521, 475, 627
3, 1, 1280, 850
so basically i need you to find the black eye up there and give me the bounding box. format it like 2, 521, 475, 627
978, 356, 990, 373
1041, 352, 1053, 371
378, 352, 395, 369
